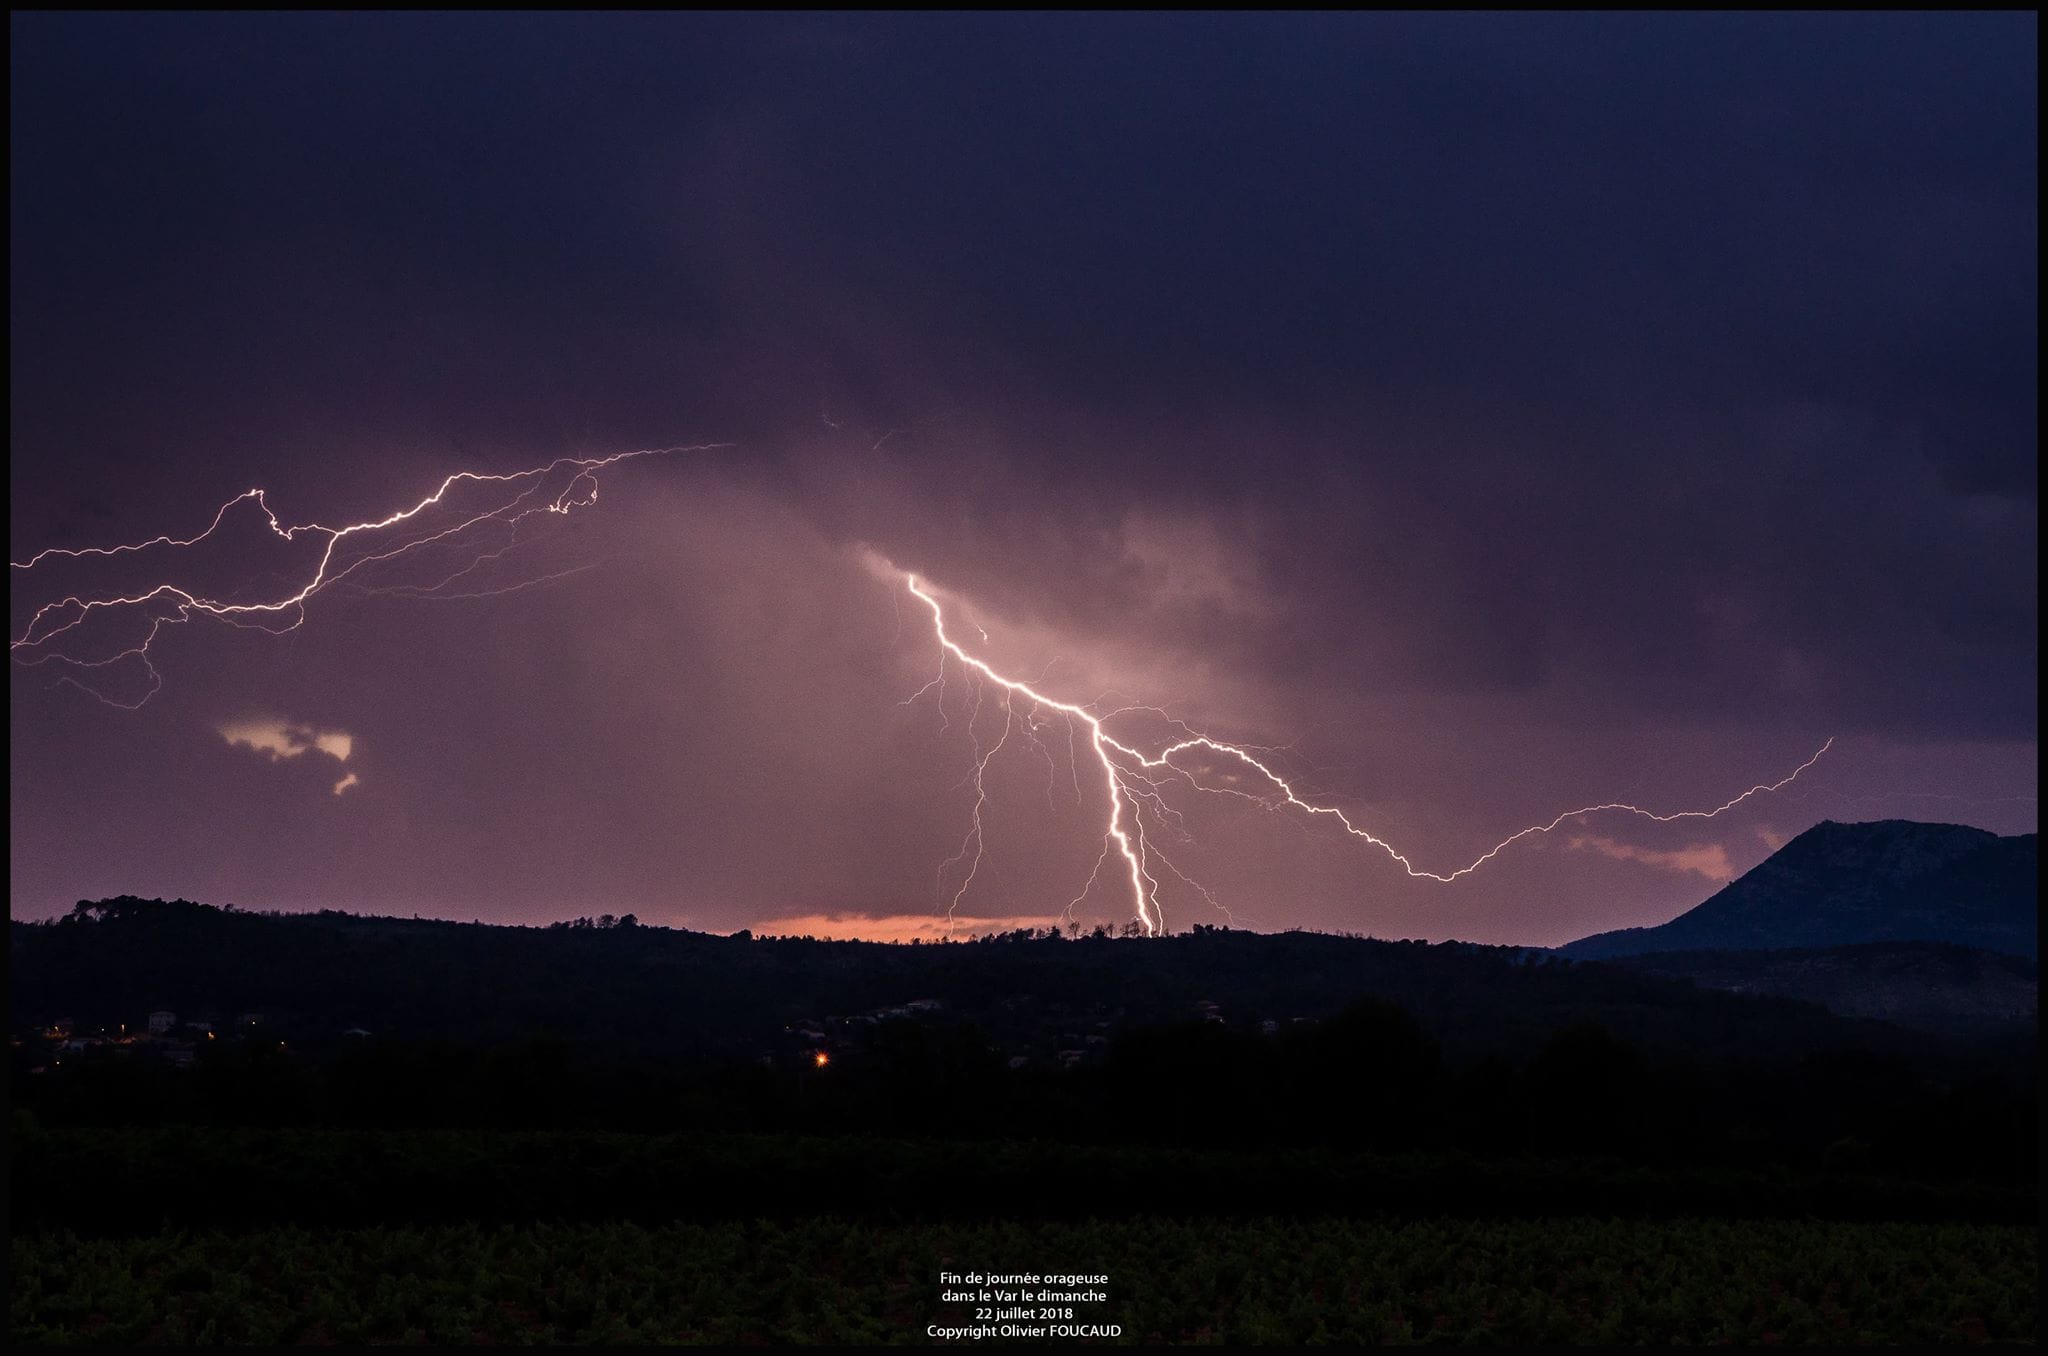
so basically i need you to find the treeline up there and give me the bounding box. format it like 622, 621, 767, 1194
10, 898, 2024, 1072
10, 898, 2037, 1224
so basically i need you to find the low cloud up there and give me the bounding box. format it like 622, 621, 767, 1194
1568, 834, 1735, 882
218, 716, 359, 796
746, 912, 1068, 943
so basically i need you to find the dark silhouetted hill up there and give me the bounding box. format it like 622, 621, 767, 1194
10, 897, 2037, 1199
1562, 821, 2037, 961
5, 895, 2004, 1073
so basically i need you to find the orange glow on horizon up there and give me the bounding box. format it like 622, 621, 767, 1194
743, 912, 1068, 943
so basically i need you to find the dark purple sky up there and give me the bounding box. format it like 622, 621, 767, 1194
9, 14, 2036, 944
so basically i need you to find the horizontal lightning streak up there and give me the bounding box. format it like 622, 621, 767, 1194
10, 445, 723, 706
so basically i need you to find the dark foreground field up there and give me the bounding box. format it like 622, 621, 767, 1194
12, 906, 2037, 1345
13, 1216, 2035, 1346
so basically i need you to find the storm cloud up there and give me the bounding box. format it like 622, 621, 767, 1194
10, 14, 2035, 943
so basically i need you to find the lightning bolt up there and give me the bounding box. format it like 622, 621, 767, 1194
10, 445, 722, 707
904, 573, 1833, 935
10, 457, 1840, 938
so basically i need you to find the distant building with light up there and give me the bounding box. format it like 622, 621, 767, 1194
147, 1010, 177, 1034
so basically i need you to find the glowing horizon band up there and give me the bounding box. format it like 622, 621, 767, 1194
907, 573, 1832, 935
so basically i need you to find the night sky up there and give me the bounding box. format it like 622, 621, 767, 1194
10, 14, 2037, 944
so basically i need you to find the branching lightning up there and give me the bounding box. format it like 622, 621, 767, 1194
11, 453, 1838, 940
10, 446, 721, 706
904, 573, 1833, 936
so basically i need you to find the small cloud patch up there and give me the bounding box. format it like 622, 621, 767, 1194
1569, 834, 1733, 882
218, 716, 360, 795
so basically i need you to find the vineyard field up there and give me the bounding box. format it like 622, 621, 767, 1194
13, 1215, 2036, 1345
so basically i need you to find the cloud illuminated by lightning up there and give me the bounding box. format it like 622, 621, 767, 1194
10, 445, 722, 707
217, 716, 360, 796
904, 573, 1832, 935
12, 449, 1835, 938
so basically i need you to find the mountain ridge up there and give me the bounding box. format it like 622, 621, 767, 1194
1563, 819, 2037, 961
